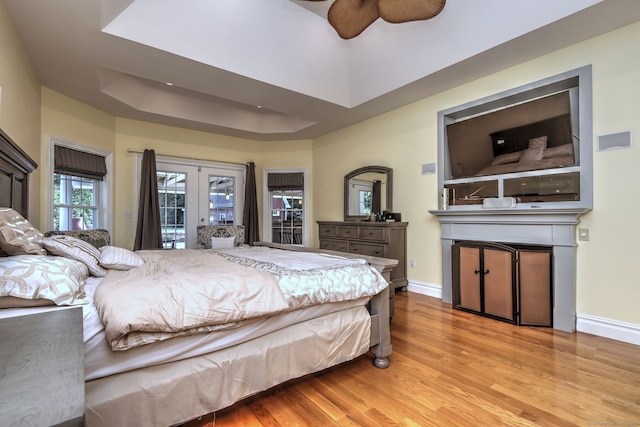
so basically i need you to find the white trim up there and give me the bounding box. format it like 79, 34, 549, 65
262, 168, 309, 247
406, 280, 442, 299
46, 136, 114, 234
577, 313, 640, 347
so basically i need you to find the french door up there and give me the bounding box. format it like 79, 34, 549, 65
155, 159, 244, 249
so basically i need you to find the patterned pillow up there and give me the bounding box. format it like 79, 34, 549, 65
0, 255, 88, 306
42, 235, 108, 277
0, 207, 47, 256
43, 229, 111, 248
196, 225, 246, 249
99, 246, 144, 271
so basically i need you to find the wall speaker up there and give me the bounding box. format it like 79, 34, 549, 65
598, 131, 632, 151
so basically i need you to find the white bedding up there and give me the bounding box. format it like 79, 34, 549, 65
84, 247, 387, 380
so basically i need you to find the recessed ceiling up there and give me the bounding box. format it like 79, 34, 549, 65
4, 0, 640, 141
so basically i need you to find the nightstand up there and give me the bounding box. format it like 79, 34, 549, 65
0, 306, 84, 426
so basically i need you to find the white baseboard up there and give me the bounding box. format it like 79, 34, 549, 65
404, 281, 640, 347
576, 313, 640, 346
405, 280, 442, 299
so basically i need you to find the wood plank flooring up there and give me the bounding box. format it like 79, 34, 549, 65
182, 291, 640, 426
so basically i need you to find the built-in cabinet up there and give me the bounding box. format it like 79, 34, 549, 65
452, 241, 552, 327
317, 221, 408, 291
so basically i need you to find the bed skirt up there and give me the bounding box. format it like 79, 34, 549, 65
85, 305, 371, 427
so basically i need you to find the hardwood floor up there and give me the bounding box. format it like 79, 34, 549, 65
182, 291, 640, 426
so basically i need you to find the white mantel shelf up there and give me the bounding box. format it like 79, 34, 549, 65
429, 207, 591, 332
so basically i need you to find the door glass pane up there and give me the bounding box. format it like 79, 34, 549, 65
157, 171, 186, 249
271, 190, 303, 245
208, 175, 235, 225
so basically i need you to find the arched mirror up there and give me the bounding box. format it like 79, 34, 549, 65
344, 166, 393, 221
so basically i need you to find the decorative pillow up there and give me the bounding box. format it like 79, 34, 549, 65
528, 136, 548, 150
0, 208, 47, 256
43, 229, 111, 249
519, 147, 545, 163
211, 236, 236, 249
0, 296, 54, 309
196, 225, 246, 249
99, 246, 144, 271
543, 143, 574, 159
0, 255, 88, 306
491, 151, 522, 166
42, 235, 108, 277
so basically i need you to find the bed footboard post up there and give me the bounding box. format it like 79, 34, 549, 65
369, 284, 392, 368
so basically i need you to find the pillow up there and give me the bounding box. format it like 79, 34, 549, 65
196, 225, 246, 249
491, 151, 522, 166
211, 236, 236, 249
0, 255, 88, 306
0, 207, 47, 256
519, 147, 545, 163
42, 235, 108, 277
528, 136, 548, 150
543, 143, 574, 159
44, 229, 111, 248
99, 246, 144, 270
0, 296, 54, 309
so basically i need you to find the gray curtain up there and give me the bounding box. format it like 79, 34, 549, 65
243, 162, 260, 245
134, 149, 163, 250
372, 180, 382, 214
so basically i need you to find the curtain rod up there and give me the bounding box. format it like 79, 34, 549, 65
127, 149, 249, 167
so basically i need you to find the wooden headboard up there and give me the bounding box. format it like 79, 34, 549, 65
0, 128, 37, 218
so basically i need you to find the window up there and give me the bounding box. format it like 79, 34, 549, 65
153, 158, 245, 249
50, 141, 111, 231
264, 170, 306, 246
54, 174, 100, 230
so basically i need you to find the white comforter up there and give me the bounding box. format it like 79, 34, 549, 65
94, 247, 388, 351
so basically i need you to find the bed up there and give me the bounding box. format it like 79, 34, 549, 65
0, 130, 394, 427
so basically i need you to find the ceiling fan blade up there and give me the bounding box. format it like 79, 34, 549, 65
378, 0, 446, 24
328, 0, 380, 39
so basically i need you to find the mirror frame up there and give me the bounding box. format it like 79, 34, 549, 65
344, 166, 393, 221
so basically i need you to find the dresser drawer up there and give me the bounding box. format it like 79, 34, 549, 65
358, 226, 386, 241
319, 239, 349, 252
349, 242, 386, 258
337, 226, 358, 239
318, 225, 338, 237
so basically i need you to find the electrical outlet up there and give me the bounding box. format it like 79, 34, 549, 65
410, 259, 416, 268
124, 210, 133, 218
578, 228, 589, 241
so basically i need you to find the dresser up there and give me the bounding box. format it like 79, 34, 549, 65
317, 221, 408, 291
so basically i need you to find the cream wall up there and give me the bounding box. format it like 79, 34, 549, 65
0, 1, 42, 225
312, 21, 640, 327
113, 119, 313, 249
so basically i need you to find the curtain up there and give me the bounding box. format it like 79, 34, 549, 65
54, 145, 107, 180
243, 162, 260, 245
372, 180, 382, 214
134, 149, 163, 250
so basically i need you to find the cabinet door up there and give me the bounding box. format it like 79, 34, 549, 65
458, 246, 481, 312
518, 250, 552, 326
483, 248, 515, 321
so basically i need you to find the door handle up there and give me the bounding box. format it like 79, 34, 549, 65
474, 269, 490, 275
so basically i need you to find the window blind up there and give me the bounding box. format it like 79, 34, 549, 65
54, 146, 107, 180
267, 172, 304, 191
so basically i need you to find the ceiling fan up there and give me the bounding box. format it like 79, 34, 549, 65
306, 0, 446, 39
